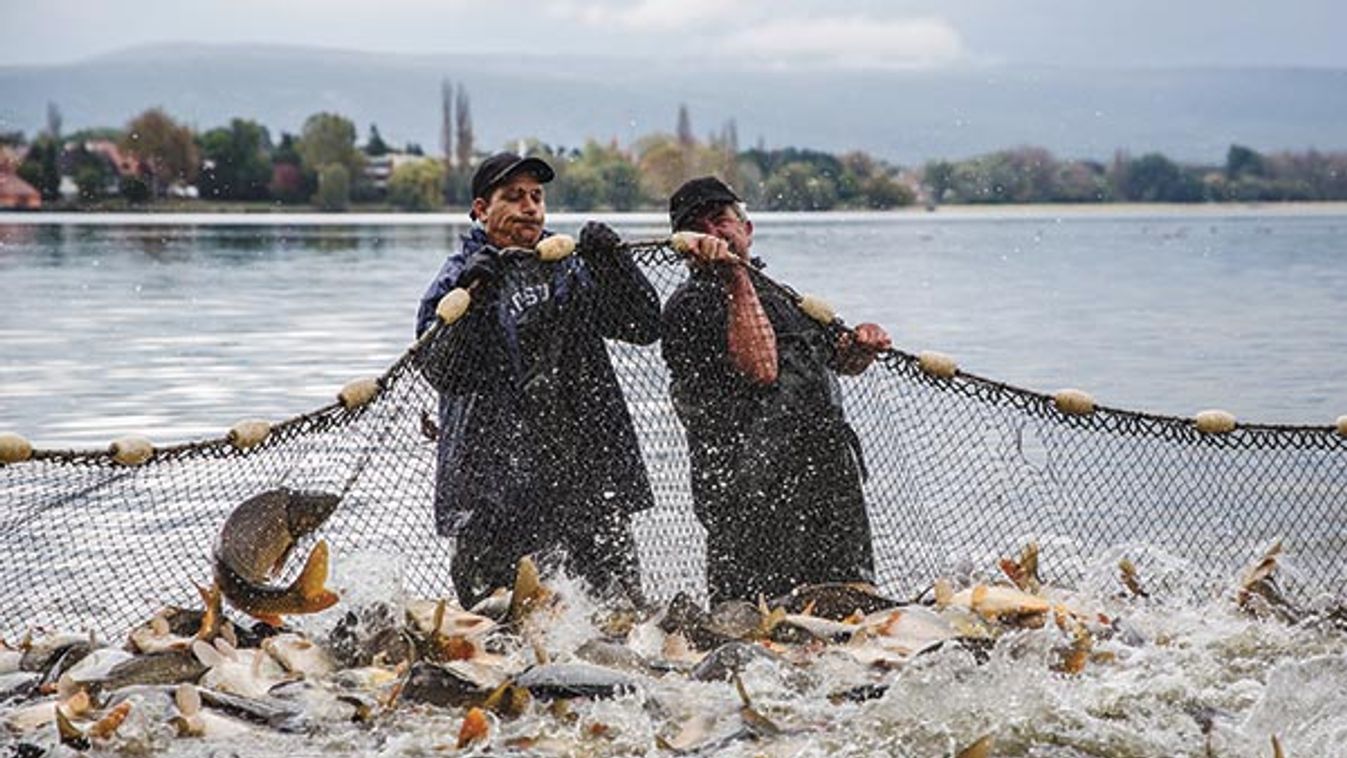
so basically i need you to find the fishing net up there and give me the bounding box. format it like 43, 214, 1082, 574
2, 239, 1345, 639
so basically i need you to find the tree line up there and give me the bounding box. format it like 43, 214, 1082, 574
4, 98, 1346, 211
924, 145, 1347, 204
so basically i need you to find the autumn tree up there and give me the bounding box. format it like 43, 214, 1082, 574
122, 108, 199, 197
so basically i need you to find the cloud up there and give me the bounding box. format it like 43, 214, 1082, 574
545, 0, 741, 30
724, 16, 965, 68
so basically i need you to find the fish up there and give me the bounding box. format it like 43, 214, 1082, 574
513, 662, 640, 700
1236, 540, 1303, 624
213, 487, 342, 626
769, 582, 902, 620
999, 541, 1042, 593
98, 650, 208, 691
192, 638, 292, 699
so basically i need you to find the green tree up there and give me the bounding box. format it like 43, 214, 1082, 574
1121, 153, 1203, 202
63, 142, 117, 202
122, 108, 199, 197
17, 136, 61, 201
74, 165, 108, 201
923, 160, 955, 203
297, 113, 363, 178
763, 161, 838, 211
859, 174, 915, 209
365, 124, 390, 157
314, 163, 351, 211
198, 119, 273, 201
387, 158, 446, 211
1226, 144, 1265, 179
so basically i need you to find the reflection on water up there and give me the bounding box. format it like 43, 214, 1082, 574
1, 210, 1345, 447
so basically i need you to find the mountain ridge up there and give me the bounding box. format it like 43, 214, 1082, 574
3, 44, 1345, 165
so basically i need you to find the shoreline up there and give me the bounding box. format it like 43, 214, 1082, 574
4, 201, 1347, 226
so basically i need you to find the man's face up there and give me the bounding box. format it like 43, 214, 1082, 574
473, 173, 546, 248
695, 203, 754, 259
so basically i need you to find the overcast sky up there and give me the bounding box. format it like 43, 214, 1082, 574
2, 0, 1345, 69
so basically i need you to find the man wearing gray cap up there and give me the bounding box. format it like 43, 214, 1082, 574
416, 152, 660, 608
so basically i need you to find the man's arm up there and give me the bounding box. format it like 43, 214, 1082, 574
723, 266, 778, 385
679, 233, 777, 386
577, 222, 661, 346
415, 251, 503, 394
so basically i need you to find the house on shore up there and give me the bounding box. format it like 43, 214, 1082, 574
0, 147, 42, 209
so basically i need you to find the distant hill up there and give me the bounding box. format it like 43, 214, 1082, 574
2, 43, 1345, 165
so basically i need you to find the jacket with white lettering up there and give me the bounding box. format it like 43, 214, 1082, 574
415, 228, 660, 536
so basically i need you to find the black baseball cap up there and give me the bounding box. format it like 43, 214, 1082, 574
469, 152, 555, 219
669, 176, 742, 231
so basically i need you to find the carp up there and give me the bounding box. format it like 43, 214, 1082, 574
213, 487, 341, 626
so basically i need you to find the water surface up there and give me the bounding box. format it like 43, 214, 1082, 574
1, 206, 1344, 447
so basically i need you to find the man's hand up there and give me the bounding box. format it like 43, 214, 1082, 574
852, 323, 892, 353
681, 233, 741, 268
578, 221, 622, 257
458, 250, 501, 291
835, 322, 892, 375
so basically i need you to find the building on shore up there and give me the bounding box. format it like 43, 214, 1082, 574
0, 147, 42, 209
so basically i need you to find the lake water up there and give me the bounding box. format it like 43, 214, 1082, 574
2, 206, 1344, 447
3, 208, 1347, 757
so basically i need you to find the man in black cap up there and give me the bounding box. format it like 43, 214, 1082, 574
661, 176, 892, 603
415, 152, 661, 608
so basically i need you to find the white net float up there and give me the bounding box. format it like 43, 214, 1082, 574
535, 234, 576, 262
436, 288, 472, 325
918, 351, 958, 379
1194, 409, 1237, 434
338, 377, 380, 410
1336, 415, 1347, 438
1054, 388, 1096, 416
669, 231, 709, 256
0, 432, 32, 464
109, 436, 154, 466
227, 420, 272, 451
797, 294, 836, 325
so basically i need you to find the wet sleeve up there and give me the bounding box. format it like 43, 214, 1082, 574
416, 254, 467, 338
415, 253, 499, 395
417, 303, 497, 395
584, 249, 661, 346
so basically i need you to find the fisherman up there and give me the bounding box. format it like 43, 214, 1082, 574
415, 152, 660, 608
661, 176, 892, 603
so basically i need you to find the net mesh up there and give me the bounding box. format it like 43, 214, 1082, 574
3, 241, 1345, 639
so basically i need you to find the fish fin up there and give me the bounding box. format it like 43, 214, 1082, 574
956, 734, 995, 758
213, 636, 238, 659
195, 581, 223, 640
457, 707, 490, 749
192, 639, 224, 668
293, 539, 340, 612
175, 683, 201, 716
432, 597, 448, 636
508, 555, 545, 622
252, 612, 286, 628
56, 703, 87, 747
